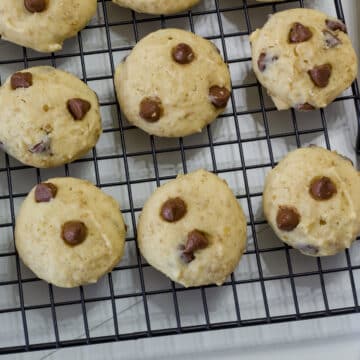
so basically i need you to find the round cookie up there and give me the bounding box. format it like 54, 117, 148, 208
112, 0, 200, 15
0, 0, 97, 53
0, 66, 102, 168
250, 8, 358, 110
263, 147, 360, 256
15, 177, 126, 288
137, 169, 247, 287
115, 28, 231, 137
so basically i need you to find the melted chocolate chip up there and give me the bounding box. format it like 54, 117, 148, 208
310, 176, 337, 200
67, 98, 91, 120
35, 183, 57, 202
180, 252, 195, 263
24, 0, 47, 13
29, 136, 51, 154
257, 53, 267, 72
10, 72, 33, 89
62, 221, 87, 246
209, 86, 230, 108
160, 197, 187, 222
276, 206, 300, 231
172, 43, 195, 64
325, 19, 347, 33
139, 97, 163, 122
289, 22, 313, 43
308, 64, 332, 88
257, 52, 278, 72
295, 103, 316, 111
184, 230, 209, 254
323, 30, 341, 48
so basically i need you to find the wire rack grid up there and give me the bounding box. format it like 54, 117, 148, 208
0, 0, 359, 355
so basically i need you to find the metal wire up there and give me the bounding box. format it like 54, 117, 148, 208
0, 0, 359, 355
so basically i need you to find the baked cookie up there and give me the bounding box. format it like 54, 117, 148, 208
15, 177, 126, 288
137, 169, 247, 287
0, 0, 97, 53
115, 28, 231, 137
250, 8, 358, 110
0, 66, 102, 168
112, 0, 200, 15
263, 147, 360, 256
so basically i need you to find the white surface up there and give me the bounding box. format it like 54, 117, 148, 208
0, 0, 359, 359
6, 314, 360, 359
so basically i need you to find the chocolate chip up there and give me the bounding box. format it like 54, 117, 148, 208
178, 244, 195, 264
61, 221, 87, 246
172, 43, 195, 64
295, 103, 316, 111
24, 0, 47, 13
297, 244, 319, 256
184, 230, 209, 254
289, 22, 313, 43
257, 52, 278, 72
67, 98, 91, 120
160, 197, 187, 222
29, 136, 51, 154
310, 176, 337, 200
276, 206, 300, 231
180, 252, 195, 263
209, 86, 230, 108
35, 183, 57, 202
10, 72, 33, 90
257, 53, 267, 72
323, 30, 341, 48
325, 19, 347, 33
308, 64, 332, 88
139, 97, 163, 122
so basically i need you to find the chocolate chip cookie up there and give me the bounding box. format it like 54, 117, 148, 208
0, 0, 97, 53
15, 177, 126, 288
250, 8, 358, 110
137, 169, 247, 287
0, 66, 102, 168
112, 0, 200, 15
115, 28, 231, 137
263, 147, 360, 256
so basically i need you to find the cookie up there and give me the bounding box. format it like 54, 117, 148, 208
0, 0, 97, 53
250, 8, 358, 110
15, 177, 126, 288
0, 66, 102, 168
137, 169, 247, 287
115, 28, 231, 137
263, 147, 360, 256
112, 0, 200, 15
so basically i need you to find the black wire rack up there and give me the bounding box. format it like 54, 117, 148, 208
0, 0, 359, 355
